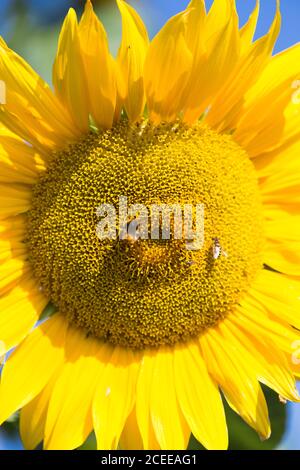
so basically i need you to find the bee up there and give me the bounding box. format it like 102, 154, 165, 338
212, 237, 228, 260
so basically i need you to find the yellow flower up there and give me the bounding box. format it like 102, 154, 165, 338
0, 0, 300, 450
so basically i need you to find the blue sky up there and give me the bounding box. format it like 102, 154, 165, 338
1, 1, 300, 53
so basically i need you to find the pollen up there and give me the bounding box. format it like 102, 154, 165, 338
26, 121, 264, 349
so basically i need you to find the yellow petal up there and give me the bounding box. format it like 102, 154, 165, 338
136, 350, 160, 450
264, 210, 300, 245
205, 0, 231, 33
0, 184, 31, 219
144, 10, 193, 123
0, 314, 67, 424
0, 157, 42, 185
253, 138, 300, 179
0, 237, 26, 262
251, 269, 300, 329
20, 374, 57, 450
240, 0, 260, 53
174, 342, 228, 450
53, 8, 89, 133
79, 0, 117, 129
261, 168, 300, 198
241, 31, 300, 106
220, 316, 299, 402
181, 0, 206, 103
45, 329, 110, 450
238, 295, 300, 355
262, 209, 300, 276
117, 0, 149, 122
0, 39, 80, 150
234, 42, 300, 157
114, 60, 127, 123
183, 0, 240, 123
260, 167, 300, 229
207, 4, 280, 131
0, 127, 45, 184
0, 277, 47, 353
185, 0, 206, 58
93, 347, 141, 450
0, 215, 26, 239
149, 347, 190, 450
264, 240, 300, 276
0, 256, 30, 296
200, 328, 270, 439
119, 407, 144, 450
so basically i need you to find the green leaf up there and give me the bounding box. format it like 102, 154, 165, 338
78, 432, 97, 451
188, 434, 205, 450
39, 302, 58, 321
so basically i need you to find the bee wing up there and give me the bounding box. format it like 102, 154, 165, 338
212, 245, 221, 259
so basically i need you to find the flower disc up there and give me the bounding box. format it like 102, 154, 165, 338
27, 121, 264, 348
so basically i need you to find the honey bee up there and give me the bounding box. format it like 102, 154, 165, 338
212, 237, 228, 260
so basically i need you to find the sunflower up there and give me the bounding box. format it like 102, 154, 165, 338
0, 0, 300, 451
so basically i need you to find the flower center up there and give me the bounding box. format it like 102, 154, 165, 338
27, 121, 264, 349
